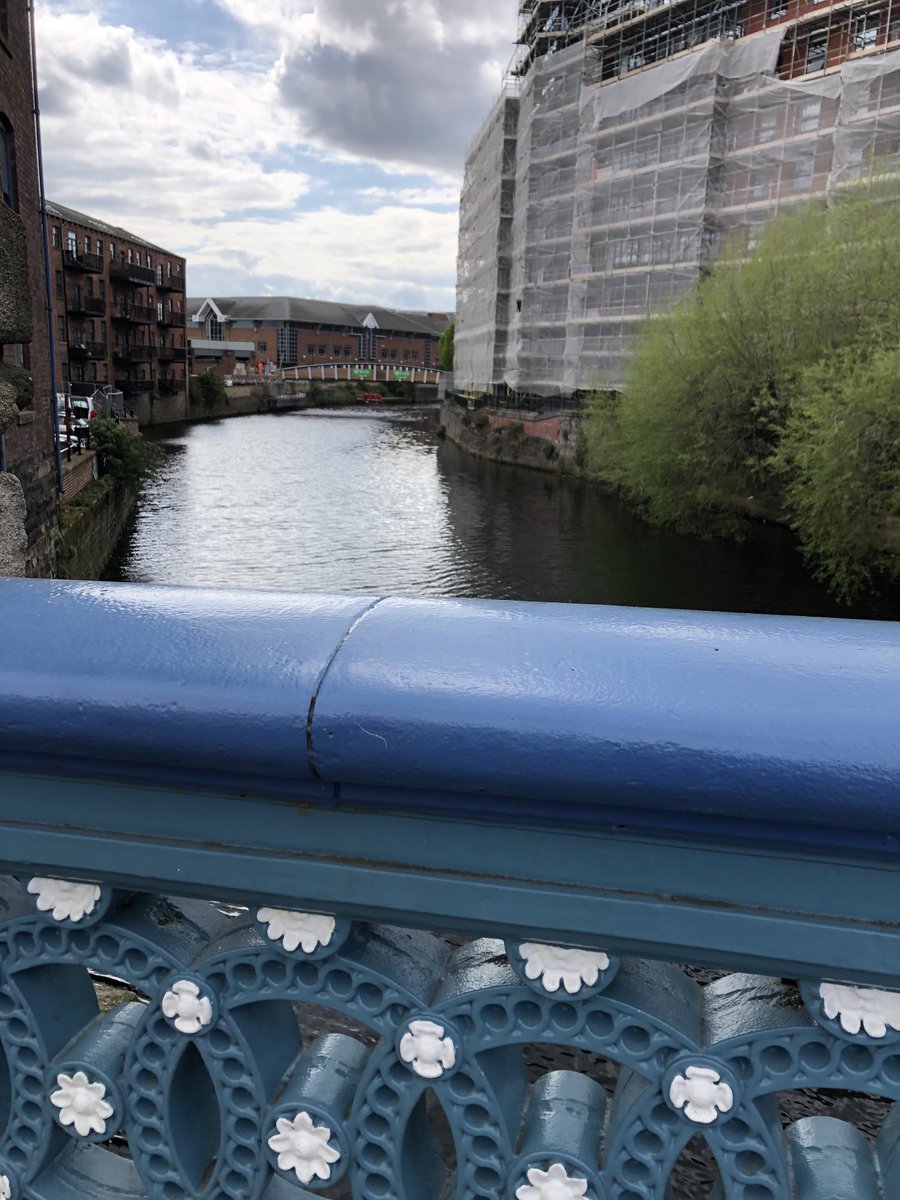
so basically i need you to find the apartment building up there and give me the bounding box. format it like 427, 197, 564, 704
456, 0, 900, 396
0, 1, 58, 575
46, 202, 188, 424
188, 297, 450, 376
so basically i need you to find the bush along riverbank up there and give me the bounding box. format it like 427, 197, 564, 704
584, 179, 900, 602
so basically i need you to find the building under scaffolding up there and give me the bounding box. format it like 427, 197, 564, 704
455, 0, 900, 395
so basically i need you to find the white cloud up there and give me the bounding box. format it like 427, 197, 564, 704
33, 1, 517, 307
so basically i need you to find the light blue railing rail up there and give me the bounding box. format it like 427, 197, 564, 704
0, 578, 898, 1200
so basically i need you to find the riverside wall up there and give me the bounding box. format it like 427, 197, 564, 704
440, 401, 583, 475
59, 478, 137, 580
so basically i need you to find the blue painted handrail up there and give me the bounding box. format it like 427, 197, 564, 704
0, 580, 898, 1200
2, 579, 899, 851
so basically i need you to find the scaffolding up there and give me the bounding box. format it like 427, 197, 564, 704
456, 0, 900, 396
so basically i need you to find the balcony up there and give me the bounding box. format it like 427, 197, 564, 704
157, 308, 184, 327
63, 250, 105, 273
113, 346, 156, 365
157, 346, 187, 362
156, 378, 184, 394
114, 376, 155, 394
155, 271, 185, 292
109, 261, 156, 286
111, 304, 155, 324
0, 582, 898, 1200
66, 294, 106, 317
68, 340, 108, 359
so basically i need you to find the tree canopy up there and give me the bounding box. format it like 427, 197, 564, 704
585, 182, 900, 599
437, 320, 455, 372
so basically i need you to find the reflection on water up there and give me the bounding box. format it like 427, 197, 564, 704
107, 409, 898, 618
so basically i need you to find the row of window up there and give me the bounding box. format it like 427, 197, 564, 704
51, 225, 181, 280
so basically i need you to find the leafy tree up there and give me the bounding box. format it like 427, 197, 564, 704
437, 320, 455, 372
90, 419, 163, 486
774, 346, 900, 601
189, 368, 228, 409
585, 180, 900, 595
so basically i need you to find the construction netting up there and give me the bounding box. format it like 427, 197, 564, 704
455, 29, 900, 396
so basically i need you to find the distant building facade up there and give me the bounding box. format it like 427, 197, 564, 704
46, 202, 188, 424
0, 1, 58, 575
457, 0, 900, 397
188, 297, 450, 376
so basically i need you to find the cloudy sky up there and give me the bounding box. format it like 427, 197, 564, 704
35, 1, 519, 311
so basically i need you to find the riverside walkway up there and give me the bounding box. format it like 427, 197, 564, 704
0, 579, 898, 1200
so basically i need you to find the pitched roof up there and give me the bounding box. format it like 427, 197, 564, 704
187, 296, 451, 337
46, 201, 183, 258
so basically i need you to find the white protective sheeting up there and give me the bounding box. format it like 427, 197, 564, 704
455, 27, 900, 396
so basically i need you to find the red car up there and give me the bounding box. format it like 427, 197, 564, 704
360, 392, 384, 403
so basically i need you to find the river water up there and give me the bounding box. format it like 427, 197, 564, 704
107, 407, 897, 619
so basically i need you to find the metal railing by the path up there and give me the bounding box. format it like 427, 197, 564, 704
0, 579, 898, 1200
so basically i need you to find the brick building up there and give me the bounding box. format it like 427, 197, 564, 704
46, 202, 188, 425
457, 0, 900, 396
0, 0, 58, 575
188, 297, 450, 376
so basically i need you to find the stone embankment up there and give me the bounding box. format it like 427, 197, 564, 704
440, 400, 584, 476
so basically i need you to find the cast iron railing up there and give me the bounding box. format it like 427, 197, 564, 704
0, 580, 898, 1200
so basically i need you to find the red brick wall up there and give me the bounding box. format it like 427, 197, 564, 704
187, 318, 442, 372
60, 449, 97, 501
0, 1, 59, 575
46, 214, 188, 422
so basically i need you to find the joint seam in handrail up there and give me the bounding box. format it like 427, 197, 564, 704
305, 596, 387, 781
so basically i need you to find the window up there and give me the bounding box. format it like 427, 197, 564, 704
258, 342, 267, 353
793, 152, 815, 191
768, 0, 787, 19
758, 111, 777, 142
157, 302, 164, 321
205, 315, 223, 340
307, 344, 315, 354
83, 235, 90, 254
390, 350, 397, 360
412, 351, 418, 361
109, 242, 116, 260
96, 239, 102, 256
806, 33, 827, 72
318, 345, 325, 355
52, 225, 60, 248
798, 99, 821, 133
854, 11, 882, 50
99, 280, 105, 299
67, 231, 77, 255
146, 253, 152, 269
0, 118, 15, 210
57, 317, 65, 343
55, 271, 63, 299
127, 248, 133, 264
403, 350, 410, 361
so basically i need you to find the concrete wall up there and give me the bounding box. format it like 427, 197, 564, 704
0, 3, 59, 576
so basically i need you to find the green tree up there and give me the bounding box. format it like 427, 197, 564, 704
90, 419, 163, 486
437, 320, 455, 372
774, 346, 900, 600
585, 180, 900, 594
189, 368, 228, 409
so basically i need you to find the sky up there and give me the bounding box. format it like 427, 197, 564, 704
34, 1, 520, 312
